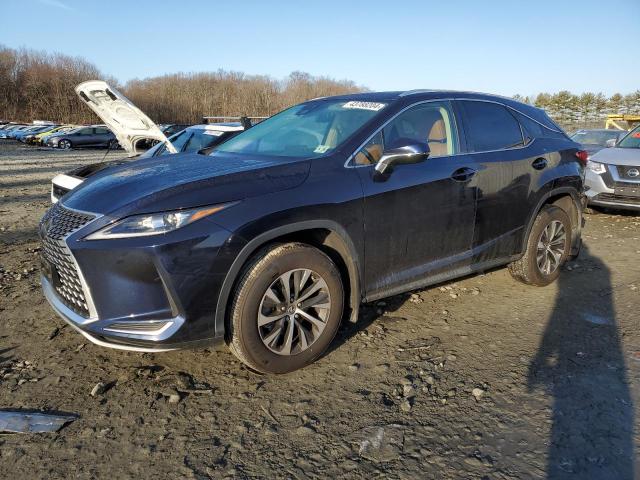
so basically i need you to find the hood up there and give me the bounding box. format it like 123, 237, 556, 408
590, 147, 640, 166
75, 80, 176, 156
581, 144, 604, 156
66, 158, 134, 179
62, 152, 311, 216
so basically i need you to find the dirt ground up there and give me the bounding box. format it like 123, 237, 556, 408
0, 140, 639, 479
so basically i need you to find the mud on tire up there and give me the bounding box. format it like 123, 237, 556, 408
227, 242, 344, 374
509, 205, 572, 287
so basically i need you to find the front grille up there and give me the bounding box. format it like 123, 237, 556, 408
594, 193, 640, 205
615, 165, 640, 181
40, 203, 95, 317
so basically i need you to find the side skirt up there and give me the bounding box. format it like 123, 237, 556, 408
363, 254, 519, 303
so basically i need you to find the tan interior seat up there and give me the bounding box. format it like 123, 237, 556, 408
354, 143, 383, 165
427, 119, 448, 156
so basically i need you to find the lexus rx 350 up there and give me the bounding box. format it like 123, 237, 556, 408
39, 90, 586, 373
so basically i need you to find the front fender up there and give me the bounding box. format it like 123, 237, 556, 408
213, 220, 363, 338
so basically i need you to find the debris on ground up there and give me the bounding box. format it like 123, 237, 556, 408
0, 410, 77, 433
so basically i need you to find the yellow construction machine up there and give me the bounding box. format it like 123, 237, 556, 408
605, 114, 640, 131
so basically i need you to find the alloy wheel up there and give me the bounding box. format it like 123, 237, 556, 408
59, 140, 71, 149
257, 268, 331, 356
536, 220, 567, 275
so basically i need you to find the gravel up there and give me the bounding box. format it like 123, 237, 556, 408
1, 140, 639, 478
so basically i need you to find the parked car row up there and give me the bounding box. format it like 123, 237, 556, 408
0, 122, 119, 149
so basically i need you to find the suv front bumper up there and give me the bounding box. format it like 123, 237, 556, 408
585, 166, 640, 211
42, 275, 188, 352
39, 203, 234, 352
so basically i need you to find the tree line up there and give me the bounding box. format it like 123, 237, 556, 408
0, 46, 363, 125
515, 91, 640, 130
1, 45, 638, 132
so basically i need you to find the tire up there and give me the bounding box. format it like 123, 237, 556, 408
108, 139, 119, 150
227, 243, 344, 374
58, 139, 72, 150
509, 205, 572, 286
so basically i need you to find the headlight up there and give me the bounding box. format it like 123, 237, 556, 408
84, 203, 234, 240
586, 160, 606, 175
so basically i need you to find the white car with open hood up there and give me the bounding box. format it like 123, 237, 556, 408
75, 80, 176, 155
50, 81, 247, 203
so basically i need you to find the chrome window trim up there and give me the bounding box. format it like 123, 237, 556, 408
398, 91, 563, 133
345, 98, 539, 169
344, 99, 461, 168
610, 165, 640, 184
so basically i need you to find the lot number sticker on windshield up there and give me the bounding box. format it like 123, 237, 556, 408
342, 101, 386, 111
203, 130, 224, 136
314, 145, 331, 153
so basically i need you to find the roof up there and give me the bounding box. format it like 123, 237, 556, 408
309, 89, 535, 110
574, 129, 621, 133
188, 122, 244, 132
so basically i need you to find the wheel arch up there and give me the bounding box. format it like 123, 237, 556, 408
214, 221, 362, 338
522, 186, 584, 256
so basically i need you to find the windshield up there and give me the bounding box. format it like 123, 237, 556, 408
214, 99, 387, 158
570, 130, 621, 146
145, 128, 234, 157
617, 126, 640, 149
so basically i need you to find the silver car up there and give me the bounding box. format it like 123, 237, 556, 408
585, 125, 640, 211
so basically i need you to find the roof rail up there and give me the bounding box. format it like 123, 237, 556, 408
201, 115, 268, 125
399, 89, 436, 97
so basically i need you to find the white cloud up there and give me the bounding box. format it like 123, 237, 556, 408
37, 0, 74, 11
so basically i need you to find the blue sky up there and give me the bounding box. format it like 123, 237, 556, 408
2, 0, 639, 97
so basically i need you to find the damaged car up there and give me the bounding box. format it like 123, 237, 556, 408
49, 81, 245, 202
51, 122, 245, 202
585, 125, 640, 211
40, 90, 586, 373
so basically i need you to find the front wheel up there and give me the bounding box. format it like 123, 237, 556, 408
58, 139, 72, 150
509, 205, 572, 286
227, 243, 344, 374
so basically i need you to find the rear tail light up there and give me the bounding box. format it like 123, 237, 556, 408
575, 150, 589, 165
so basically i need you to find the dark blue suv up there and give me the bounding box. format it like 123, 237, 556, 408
40, 90, 586, 373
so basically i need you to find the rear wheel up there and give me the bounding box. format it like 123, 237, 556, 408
509, 205, 572, 286
108, 139, 119, 149
227, 243, 344, 374
58, 139, 71, 150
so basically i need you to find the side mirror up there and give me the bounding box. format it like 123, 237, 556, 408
374, 142, 430, 174
605, 139, 617, 148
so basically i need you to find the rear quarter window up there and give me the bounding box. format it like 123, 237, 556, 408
510, 109, 568, 143
459, 101, 524, 152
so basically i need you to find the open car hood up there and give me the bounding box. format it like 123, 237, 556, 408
75, 80, 176, 156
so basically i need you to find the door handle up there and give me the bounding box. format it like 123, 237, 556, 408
451, 167, 477, 182
532, 157, 548, 170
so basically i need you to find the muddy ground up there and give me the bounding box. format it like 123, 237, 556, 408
0, 140, 639, 479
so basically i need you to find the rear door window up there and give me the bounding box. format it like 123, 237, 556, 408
459, 101, 524, 152
94, 127, 110, 135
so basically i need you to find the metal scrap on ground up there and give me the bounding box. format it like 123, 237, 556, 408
0, 410, 77, 433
